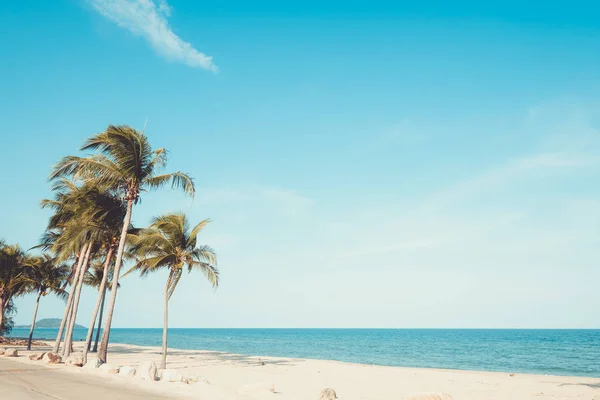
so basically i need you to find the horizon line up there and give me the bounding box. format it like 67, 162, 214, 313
46, 326, 600, 330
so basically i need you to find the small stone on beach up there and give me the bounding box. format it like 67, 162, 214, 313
3, 348, 18, 357
160, 369, 183, 382
138, 361, 157, 381
99, 363, 120, 374
29, 353, 45, 361
42, 352, 62, 364
65, 352, 84, 367
184, 375, 209, 385
83, 357, 102, 369
319, 388, 337, 400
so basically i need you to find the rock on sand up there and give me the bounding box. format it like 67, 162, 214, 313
83, 357, 102, 369
42, 352, 62, 364
160, 369, 183, 382
29, 353, 45, 361
319, 388, 337, 400
138, 361, 157, 381
65, 352, 84, 367
3, 348, 18, 357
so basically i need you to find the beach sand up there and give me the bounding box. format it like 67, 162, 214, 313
4, 342, 599, 400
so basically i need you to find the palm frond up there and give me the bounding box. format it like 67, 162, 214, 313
144, 172, 195, 198
167, 268, 183, 300
187, 219, 211, 248
126, 212, 219, 300
187, 260, 219, 288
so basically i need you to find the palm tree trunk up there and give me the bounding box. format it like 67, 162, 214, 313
83, 247, 113, 364
98, 199, 133, 363
53, 245, 88, 353
0, 295, 10, 335
87, 311, 96, 352
27, 291, 43, 350
64, 296, 73, 337
92, 287, 106, 353
161, 271, 173, 369
63, 244, 93, 357
0, 296, 5, 334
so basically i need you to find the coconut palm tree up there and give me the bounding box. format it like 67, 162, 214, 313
41, 180, 92, 353
0, 243, 29, 335
126, 213, 218, 368
50, 125, 195, 363
22, 254, 70, 350
42, 178, 126, 356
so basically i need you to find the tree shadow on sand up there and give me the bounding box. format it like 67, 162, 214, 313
106, 344, 301, 367
559, 382, 600, 389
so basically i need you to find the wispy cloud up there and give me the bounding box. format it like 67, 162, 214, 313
88, 0, 217, 72
421, 150, 600, 212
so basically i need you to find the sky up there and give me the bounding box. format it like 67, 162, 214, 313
1, 0, 600, 329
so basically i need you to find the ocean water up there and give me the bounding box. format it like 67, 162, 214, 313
8, 328, 600, 377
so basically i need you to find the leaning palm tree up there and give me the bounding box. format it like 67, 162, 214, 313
22, 254, 70, 349
126, 213, 218, 368
50, 125, 195, 363
41, 179, 120, 355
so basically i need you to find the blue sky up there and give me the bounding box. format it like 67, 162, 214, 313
1, 0, 600, 328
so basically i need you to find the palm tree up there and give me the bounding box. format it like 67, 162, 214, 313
50, 125, 195, 363
126, 213, 218, 368
41, 180, 103, 355
42, 176, 130, 357
22, 254, 70, 350
0, 243, 29, 335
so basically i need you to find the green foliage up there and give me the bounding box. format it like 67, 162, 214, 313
3, 125, 203, 363
39, 179, 127, 260
22, 253, 70, 301
0, 243, 29, 302
1, 242, 27, 335
0, 300, 16, 335
50, 125, 195, 203
126, 212, 219, 300
84, 258, 120, 291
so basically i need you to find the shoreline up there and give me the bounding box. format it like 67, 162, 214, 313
5, 334, 600, 380
2, 341, 599, 399
9, 327, 599, 380
79, 341, 600, 380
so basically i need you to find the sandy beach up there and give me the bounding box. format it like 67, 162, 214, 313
2, 341, 599, 400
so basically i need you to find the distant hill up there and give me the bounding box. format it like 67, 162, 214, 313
15, 318, 85, 329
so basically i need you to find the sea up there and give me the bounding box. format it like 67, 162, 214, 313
8, 328, 600, 377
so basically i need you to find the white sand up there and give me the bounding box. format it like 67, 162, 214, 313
6, 342, 599, 400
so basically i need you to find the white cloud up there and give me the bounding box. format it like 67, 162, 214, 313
88, 0, 217, 72
421, 150, 599, 212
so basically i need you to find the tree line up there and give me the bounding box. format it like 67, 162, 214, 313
0, 125, 219, 368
